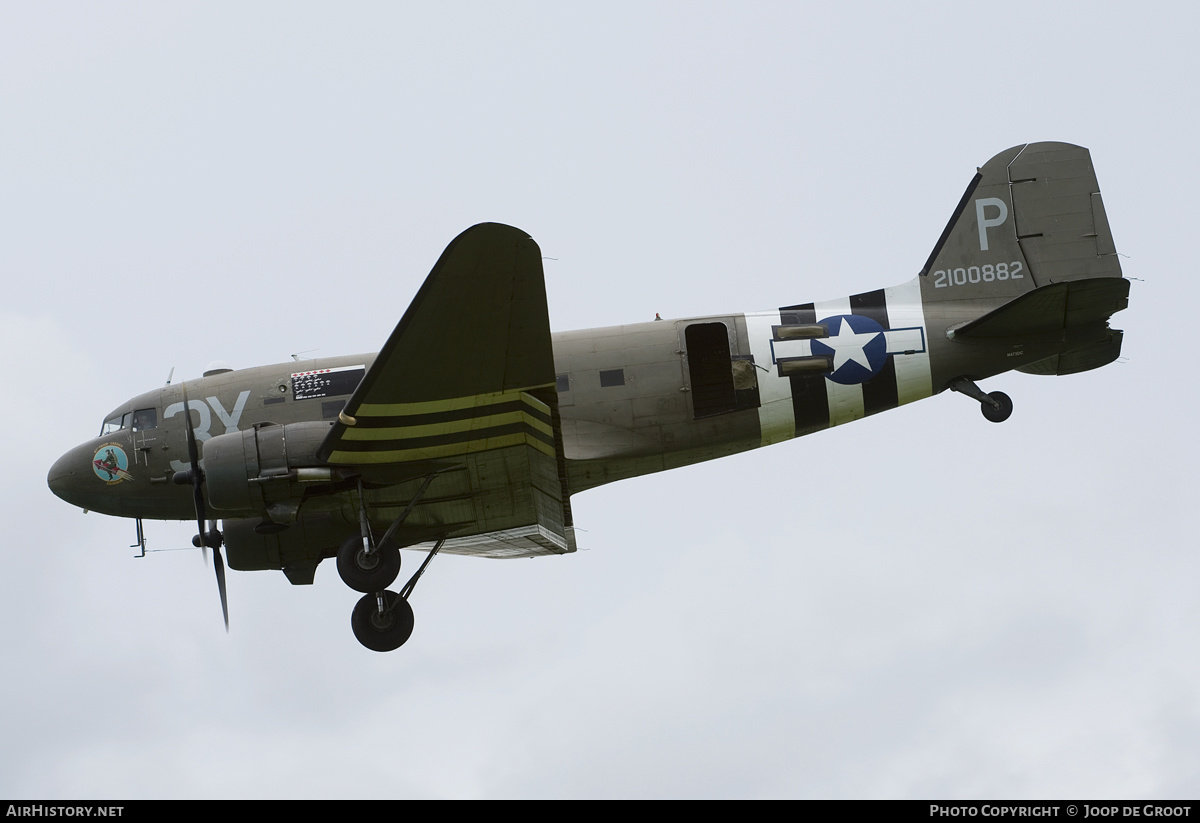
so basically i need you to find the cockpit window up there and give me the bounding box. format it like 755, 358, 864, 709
132, 408, 157, 431
100, 409, 155, 436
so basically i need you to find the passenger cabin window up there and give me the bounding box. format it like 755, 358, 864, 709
599, 369, 625, 388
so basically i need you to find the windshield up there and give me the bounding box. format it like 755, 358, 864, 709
100, 414, 128, 436
100, 408, 157, 436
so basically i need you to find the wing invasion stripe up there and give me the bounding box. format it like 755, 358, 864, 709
350, 399, 552, 429
330, 420, 556, 453
356, 385, 554, 417
326, 431, 557, 464
342, 409, 552, 441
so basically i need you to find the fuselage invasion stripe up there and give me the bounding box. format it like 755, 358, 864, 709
849, 288, 899, 416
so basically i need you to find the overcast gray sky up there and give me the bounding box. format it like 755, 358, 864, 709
3, 1, 1197, 799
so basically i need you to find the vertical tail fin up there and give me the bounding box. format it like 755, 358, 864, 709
919, 142, 1123, 305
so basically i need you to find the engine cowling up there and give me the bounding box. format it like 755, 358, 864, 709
202, 421, 336, 515
222, 515, 354, 583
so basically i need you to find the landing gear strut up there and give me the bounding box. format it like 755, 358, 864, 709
337, 473, 442, 593
949, 377, 1013, 423
342, 474, 447, 652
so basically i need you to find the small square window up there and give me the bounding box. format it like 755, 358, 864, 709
556, 374, 570, 392
599, 369, 625, 388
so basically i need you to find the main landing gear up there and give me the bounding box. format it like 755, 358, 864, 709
949, 377, 1013, 423
339, 473, 446, 652
337, 534, 401, 593
347, 538, 446, 652
351, 590, 414, 652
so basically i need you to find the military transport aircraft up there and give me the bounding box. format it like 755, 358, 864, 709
48, 142, 1130, 652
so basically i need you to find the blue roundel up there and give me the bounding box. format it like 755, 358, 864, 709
810, 314, 887, 385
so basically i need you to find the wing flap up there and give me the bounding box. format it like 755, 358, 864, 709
324, 388, 555, 464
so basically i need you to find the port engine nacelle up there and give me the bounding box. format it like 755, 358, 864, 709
202, 421, 337, 515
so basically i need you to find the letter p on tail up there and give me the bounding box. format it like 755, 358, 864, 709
975, 197, 1008, 251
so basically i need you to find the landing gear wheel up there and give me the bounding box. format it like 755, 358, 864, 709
351, 590, 414, 652
981, 391, 1013, 423
336, 534, 401, 593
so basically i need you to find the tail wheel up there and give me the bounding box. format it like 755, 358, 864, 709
351, 591, 414, 652
981, 391, 1013, 423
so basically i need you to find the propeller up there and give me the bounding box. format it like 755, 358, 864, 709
172, 384, 228, 631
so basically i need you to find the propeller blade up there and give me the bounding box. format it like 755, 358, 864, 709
181, 384, 201, 474
181, 383, 228, 631
214, 545, 229, 632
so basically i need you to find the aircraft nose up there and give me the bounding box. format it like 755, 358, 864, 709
48, 443, 103, 511
48, 448, 81, 504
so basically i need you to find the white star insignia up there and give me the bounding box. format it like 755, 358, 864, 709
821, 318, 880, 373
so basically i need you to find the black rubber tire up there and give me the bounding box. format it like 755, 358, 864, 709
336, 534, 401, 593
351, 591, 414, 652
981, 391, 1013, 423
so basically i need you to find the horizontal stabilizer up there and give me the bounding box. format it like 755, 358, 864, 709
948, 277, 1129, 341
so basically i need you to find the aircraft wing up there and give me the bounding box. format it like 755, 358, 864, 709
316, 223, 573, 557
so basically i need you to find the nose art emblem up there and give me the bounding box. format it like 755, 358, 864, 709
92, 444, 133, 484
